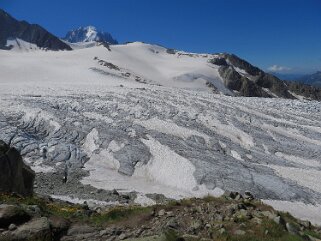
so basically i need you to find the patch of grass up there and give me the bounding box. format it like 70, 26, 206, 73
0, 193, 154, 226
90, 206, 152, 225
0, 193, 48, 211
304, 230, 321, 239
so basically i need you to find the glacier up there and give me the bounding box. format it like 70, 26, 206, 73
0, 42, 321, 224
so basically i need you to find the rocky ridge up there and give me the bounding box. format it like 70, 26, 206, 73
0, 9, 71, 51
211, 53, 321, 100
0, 192, 321, 241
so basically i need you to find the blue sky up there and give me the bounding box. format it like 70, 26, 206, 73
1, 0, 320, 74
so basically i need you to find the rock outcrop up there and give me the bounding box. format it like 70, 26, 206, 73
0, 140, 35, 196
0, 192, 320, 241
212, 53, 296, 98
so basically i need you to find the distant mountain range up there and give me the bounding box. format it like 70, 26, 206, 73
272, 71, 321, 88
0, 9, 71, 51
269, 73, 305, 81
63, 26, 118, 44
296, 71, 321, 87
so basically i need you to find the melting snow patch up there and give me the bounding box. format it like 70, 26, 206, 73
231, 150, 243, 161
24, 158, 55, 173
268, 165, 321, 193
83, 128, 100, 156
137, 117, 210, 142
82, 136, 223, 199
197, 114, 254, 149
134, 193, 156, 206
275, 152, 320, 168
136, 136, 199, 191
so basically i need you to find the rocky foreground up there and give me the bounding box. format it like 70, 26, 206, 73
0, 192, 321, 241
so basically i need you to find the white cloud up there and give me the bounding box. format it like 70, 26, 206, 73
268, 65, 291, 72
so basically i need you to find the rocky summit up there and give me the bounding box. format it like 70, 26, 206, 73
63, 26, 118, 45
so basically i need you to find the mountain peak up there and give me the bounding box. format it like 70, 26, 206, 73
63, 26, 118, 44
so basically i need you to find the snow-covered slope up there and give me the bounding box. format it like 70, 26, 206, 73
5, 38, 41, 52
1, 42, 321, 224
0, 42, 231, 93
63, 26, 118, 44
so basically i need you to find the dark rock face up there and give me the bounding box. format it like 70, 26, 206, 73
256, 73, 294, 99
218, 65, 270, 97
288, 81, 321, 100
0, 141, 35, 196
218, 66, 244, 91
212, 53, 296, 98
0, 8, 71, 51
209, 57, 228, 66
240, 78, 270, 97
222, 54, 262, 76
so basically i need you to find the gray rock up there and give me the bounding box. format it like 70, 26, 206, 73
261, 211, 277, 220
166, 219, 179, 229
67, 224, 96, 235
12, 217, 51, 241
49, 216, 70, 239
298, 220, 311, 229
119, 233, 127, 240
234, 229, 246, 235
244, 191, 254, 200
273, 216, 286, 228
157, 209, 165, 217
8, 223, 17, 231
99, 229, 109, 236
219, 228, 226, 234
286, 222, 299, 235
190, 220, 202, 231
0, 143, 35, 196
22, 205, 41, 217
0, 204, 30, 228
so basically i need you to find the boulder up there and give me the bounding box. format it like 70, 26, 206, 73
11, 217, 52, 241
49, 216, 70, 240
0, 204, 30, 228
0, 141, 35, 196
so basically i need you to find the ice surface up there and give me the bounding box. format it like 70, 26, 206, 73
263, 200, 321, 225
1, 43, 321, 224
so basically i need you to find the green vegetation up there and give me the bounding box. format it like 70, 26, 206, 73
0, 193, 153, 226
